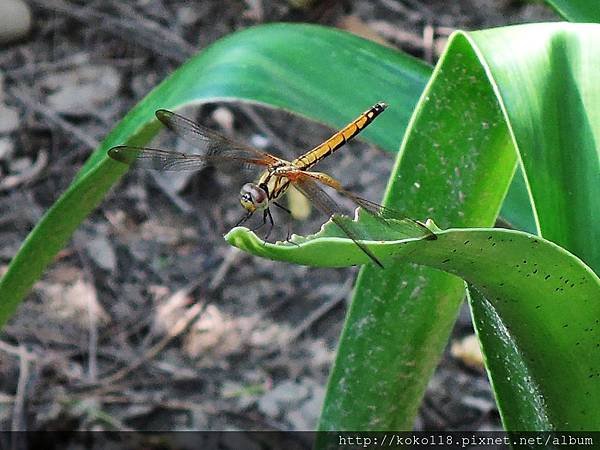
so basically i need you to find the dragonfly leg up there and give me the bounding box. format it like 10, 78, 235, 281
235, 211, 254, 227
263, 208, 275, 242
249, 213, 267, 233
273, 201, 291, 215
273, 201, 298, 246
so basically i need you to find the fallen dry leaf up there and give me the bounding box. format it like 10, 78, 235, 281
39, 278, 109, 328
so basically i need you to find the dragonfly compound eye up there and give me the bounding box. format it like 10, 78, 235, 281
240, 183, 268, 212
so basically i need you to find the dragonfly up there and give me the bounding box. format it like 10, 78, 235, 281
108, 102, 436, 267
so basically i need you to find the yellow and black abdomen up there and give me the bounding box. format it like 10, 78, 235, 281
293, 102, 387, 170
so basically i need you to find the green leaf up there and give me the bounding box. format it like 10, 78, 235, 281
321, 30, 519, 430
499, 167, 537, 232
470, 23, 600, 273
545, 0, 600, 22
464, 23, 600, 430
232, 24, 518, 430
228, 223, 600, 430
228, 23, 600, 431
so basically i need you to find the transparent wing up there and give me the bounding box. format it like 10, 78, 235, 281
108, 145, 274, 173
295, 171, 437, 240
155, 109, 281, 166
108, 109, 285, 174
333, 188, 436, 239
293, 176, 384, 268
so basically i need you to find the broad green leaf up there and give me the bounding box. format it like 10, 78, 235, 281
499, 167, 537, 231
228, 223, 600, 430
468, 288, 552, 431
0, 23, 534, 321
229, 23, 600, 431
341, 23, 600, 431
236, 24, 518, 430
465, 23, 600, 430
545, 0, 600, 23
320, 31, 518, 431
469, 24, 600, 274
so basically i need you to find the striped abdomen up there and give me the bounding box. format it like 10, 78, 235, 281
292, 102, 388, 170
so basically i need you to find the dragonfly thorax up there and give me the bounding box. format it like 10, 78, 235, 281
240, 183, 269, 213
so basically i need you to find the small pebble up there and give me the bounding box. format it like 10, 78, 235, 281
0, 104, 19, 134
0, 0, 32, 44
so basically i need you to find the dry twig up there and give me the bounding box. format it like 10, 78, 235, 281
208, 247, 243, 291
423, 23, 435, 64
10, 87, 100, 150
0, 150, 48, 192
29, 0, 195, 63
11, 345, 32, 432
100, 301, 204, 386
285, 277, 352, 344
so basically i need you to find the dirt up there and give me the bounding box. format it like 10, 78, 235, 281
0, 0, 557, 437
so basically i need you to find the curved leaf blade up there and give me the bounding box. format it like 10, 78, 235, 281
469, 23, 600, 273
466, 22, 600, 430
321, 31, 519, 430
229, 23, 600, 431
228, 224, 600, 430
545, 0, 600, 23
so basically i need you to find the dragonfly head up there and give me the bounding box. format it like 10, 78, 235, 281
240, 183, 269, 213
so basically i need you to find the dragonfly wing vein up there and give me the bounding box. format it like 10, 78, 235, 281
108, 146, 271, 174
155, 109, 280, 165
295, 171, 436, 240
294, 176, 384, 267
